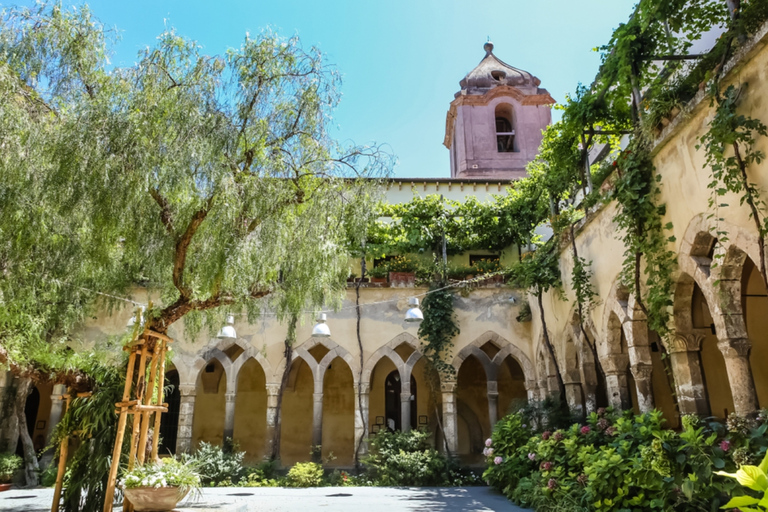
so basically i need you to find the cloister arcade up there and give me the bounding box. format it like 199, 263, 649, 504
144, 331, 534, 466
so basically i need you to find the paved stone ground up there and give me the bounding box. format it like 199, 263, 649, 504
0, 486, 529, 511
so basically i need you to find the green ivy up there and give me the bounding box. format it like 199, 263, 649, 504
417, 286, 459, 376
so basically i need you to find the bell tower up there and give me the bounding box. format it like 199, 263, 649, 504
444, 41, 554, 179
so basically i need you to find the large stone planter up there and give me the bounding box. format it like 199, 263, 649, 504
0, 482, 12, 492
124, 486, 189, 511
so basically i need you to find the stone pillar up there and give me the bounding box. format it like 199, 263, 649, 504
630, 363, 655, 413
487, 380, 499, 427
400, 378, 412, 432
667, 334, 709, 415
524, 380, 538, 403
563, 380, 584, 417
40, 384, 67, 468
175, 384, 196, 454
440, 381, 458, 455
265, 384, 280, 457
580, 361, 598, 415
718, 338, 759, 416
353, 383, 370, 459
312, 392, 323, 458
604, 370, 631, 410
223, 391, 236, 441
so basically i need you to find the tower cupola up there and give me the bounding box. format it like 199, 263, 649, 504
444, 41, 555, 179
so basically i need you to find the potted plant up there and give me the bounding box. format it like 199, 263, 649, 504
368, 264, 389, 284
472, 258, 504, 285
387, 255, 419, 287
0, 453, 22, 491
122, 458, 200, 511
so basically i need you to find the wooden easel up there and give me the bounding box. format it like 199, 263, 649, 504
103, 304, 172, 512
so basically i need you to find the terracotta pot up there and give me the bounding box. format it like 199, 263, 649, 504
388, 271, 415, 287
124, 486, 189, 511
0, 483, 12, 492
370, 276, 387, 283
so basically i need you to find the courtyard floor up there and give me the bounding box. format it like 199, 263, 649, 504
0, 486, 528, 511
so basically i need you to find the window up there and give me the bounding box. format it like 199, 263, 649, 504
495, 103, 516, 153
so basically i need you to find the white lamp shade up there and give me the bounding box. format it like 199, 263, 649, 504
126, 307, 144, 328
217, 315, 237, 339
312, 313, 331, 338
404, 298, 424, 323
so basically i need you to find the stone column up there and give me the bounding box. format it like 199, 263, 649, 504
40, 384, 67, 468
604, 370, 631, 410
580, 361, 598, 415
667, 334, 709, 415
524, 380, 539, 402
312, 392, 323, 459
563, 380, 584, 417
175, 384, 196, 454
630, 363, 655, 413
353, 383, 370, 459
400, 379, 412, 432
718, 337, 759, 416
223, 391, 236, 441
265, 384, 280, 457
487, 381, 499, 427
440, 381, 458, 455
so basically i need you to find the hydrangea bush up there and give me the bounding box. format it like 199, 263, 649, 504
484, 408, 768, 512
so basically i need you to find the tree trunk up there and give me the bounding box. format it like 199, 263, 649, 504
537, 291, 567, 407
354, 259, 366, 471
270, 315, 297, 461
15, 378, 39, 487
1, 378, 20, 453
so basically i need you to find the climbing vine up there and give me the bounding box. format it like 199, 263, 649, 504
417, 286, 459, 377
699, 84, 768, 290
611, 140, 677, 336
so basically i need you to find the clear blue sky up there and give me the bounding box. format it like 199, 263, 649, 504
37, 1, 634, 178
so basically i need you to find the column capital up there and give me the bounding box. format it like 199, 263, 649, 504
441, 381, 457, 393
266, 384, 281, 396
524, 379, 538, 391
355, 383, 370, 395
718, 338, 752, 359
179, 384, 196, 396
225, 392, 237, 403
400, 392, 412, 402
486, 380, 498, 394
313, 392, 324, 402
630, 363, 653, 381
667, 333, 704, 354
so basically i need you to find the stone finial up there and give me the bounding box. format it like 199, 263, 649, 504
484, 39, 494, 54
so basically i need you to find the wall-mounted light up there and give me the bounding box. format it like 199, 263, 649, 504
216, 315, 237, 339
404, 298, 424, 323
312, 313, 331, 338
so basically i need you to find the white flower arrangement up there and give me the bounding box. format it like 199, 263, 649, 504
121, 458, 200, 491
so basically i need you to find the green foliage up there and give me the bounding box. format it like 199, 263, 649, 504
717, 449, 768, 511
122, 459, 201, 492
417, 286, 459, 375
482, 408, 768, 512
0, 2, 391, 372
364, 429, 449, 487
53, 353, 128, 512
699, 84, 768, 275
611, 142, 676, 335
181, 441, 246, 486
0, 453, 22, 483
285, 462, 324, 488
384, 255, 420, 273
508, 242, 561, 297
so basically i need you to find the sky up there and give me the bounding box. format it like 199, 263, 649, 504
27, 0, 635, 178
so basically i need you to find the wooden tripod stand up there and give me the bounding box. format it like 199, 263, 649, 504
103, 307, 172, 512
